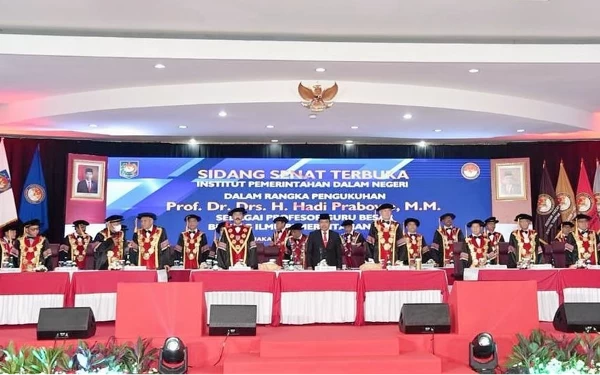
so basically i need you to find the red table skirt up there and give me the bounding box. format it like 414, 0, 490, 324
277, 271, 360, 292
67, 270, 158, 306
361, 270, 449, 302
477, 269, 560, 292
0, 272, 70, 295
559, 269, 600, 289
169, 269, 192, 282
191, 270, 276, 293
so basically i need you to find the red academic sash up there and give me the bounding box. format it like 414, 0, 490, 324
466, 235, 490, 267
67, 234, 91, 269
274, 228, 290, 266
289, 235, 308, 268
404, 233, 424, 261
98, 229, 124, 265
574, 230, 598, 265
0, 238, 17, 267
438, 227, 460, 264
374, 220, 399, 268
136, 226, 163, 270
224, 224, 252, 265
182, 231, 209, 269
512, 230, 537, 261
19, 236, 45, 272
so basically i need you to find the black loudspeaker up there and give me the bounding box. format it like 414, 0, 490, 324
399, 303, 451, 334
553, 303, 600, 333
37, 307, 96, 340
209, 305, 257, 336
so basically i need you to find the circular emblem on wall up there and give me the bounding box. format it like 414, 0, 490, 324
24, 184, 46, 204
461, 162, 480, 180
536, 194, 554, 215
576, 192, 594, 213
556, 193, 572, 213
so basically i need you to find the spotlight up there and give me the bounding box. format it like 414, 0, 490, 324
159, 337, 187, 374
469, 332, 498, 374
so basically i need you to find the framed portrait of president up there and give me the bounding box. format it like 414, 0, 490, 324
71, 159, 106, 200
495, 162, 527, 201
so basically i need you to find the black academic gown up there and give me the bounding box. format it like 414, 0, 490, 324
92, 229, 127, 270
460, 235, 496, 269
565, 230, 600, 267
431, 227, 465, 266
507, 230, 544, 268
366, 220, 403, 264
173, 231, 210, 266
216, 224, 258, 269
129, 226, 171, 269
398, 233, 432, 265
0, 238, 19, 268
15, 236, 53, 271
306, 229, 343, 269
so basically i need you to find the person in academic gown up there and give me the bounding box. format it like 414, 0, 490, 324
128, 213, 171, 270
271, 216, 290, 266
59, 220, 92, 269
565, 214, 599, 267
507, 213, 544, 268
431, 213, 465, 266
0, 222, 20, 268
339, 219, 365, 268
365, 203, 403, 268
173, 214, 209, 269
306, 213, 343, 269
398, 218, 433, 265
16, 219, 53, 271
93, 215, 128, 270
285, 223, 309, 269
554, 221, 574, 243
461, 219, 495, 269
217, 208, 258, 269
210, 222, 226, 258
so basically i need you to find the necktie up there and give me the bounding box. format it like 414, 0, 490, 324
87, 181, 91, 192
322, 231, 328, 247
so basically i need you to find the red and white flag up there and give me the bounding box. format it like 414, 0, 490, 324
576, 159, 600, 230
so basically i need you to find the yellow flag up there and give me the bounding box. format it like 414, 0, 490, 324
556, 161, 576, 222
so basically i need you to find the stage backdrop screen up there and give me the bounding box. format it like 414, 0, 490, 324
106, 158, 491, 242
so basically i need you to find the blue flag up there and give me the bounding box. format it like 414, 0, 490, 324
19, 145, 49, 233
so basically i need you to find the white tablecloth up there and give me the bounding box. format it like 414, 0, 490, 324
364, 290, 442, 322
0, 295, 64, 325
280, 291, 356, 325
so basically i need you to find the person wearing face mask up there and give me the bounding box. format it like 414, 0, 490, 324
0, 222, 20, 268
17, 219, 53, 272
128, 213, 171, 270
173, 214, 209, 269
93, 215, 126, 270
59, 220, 92, 269
217, 207, 258, 269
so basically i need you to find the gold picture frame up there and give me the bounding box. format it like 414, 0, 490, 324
495, 162, 527, 201
71, 159, 106, 200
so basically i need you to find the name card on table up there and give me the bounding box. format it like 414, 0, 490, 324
123, 266, 147, 271
587, 265, 600, 270
228, 266, 251, 271
315, 266, 336, 271
530, 264, 553, 270
0, 268, 21, 273
485, 264, 508, 269
387, 265, 410, 271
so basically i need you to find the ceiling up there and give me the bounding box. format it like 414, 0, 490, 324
1, 0, 600, 144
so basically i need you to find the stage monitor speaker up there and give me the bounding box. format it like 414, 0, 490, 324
553, 303, 600, 333
209, 305, 257, 336
399, 303, 451, 334
37, 307, 96, 340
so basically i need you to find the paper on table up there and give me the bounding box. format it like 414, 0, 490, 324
157, 269, 169, 282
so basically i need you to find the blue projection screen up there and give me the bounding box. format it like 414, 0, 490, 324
107, 158, 491, 242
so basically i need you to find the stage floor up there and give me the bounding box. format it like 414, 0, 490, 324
0, 322, 561, 374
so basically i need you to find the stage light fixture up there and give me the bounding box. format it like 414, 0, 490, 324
266, 125, 274, 129
434, 129, 442, 132
159, 337, 187, 374
154, 63, 166, 69
218, 110, 227, 117
517, 129, 525, 133
271, 139, 279, 143
178, 125, 187, 129
351, 126, 359, 129
403, 113, 413, 120
469, 68, 480, 73
188, 138, 197, 145
309, 114, 317, 119
89, 124, 98, 128
418, 141, 427, 148
469, 332, 498, 374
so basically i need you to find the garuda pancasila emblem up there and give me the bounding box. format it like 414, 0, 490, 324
298, 82, 338, 112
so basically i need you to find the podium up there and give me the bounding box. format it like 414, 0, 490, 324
115, 282, 205, 340
449, 281, 539, 336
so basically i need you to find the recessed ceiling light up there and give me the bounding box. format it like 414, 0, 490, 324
351, 126, 359, 129
309, 114, 317, 119
403, 113, 413, 120
178, 125, 187, 129
469, 68, 480, 73
345, 140, 354, 144
434, 129, 442, 132
266, 125, 275, 129
154, 63, 166, 69
188, 138, 197, 145
418, 140, 427, 148
218, 110, 227, 117
517, 129, 525, 133
271, 139, 279, 143
89, 124, 97, 128
315, 67, 326, 73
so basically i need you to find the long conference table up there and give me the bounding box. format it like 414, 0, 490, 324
0, 268, 598, 325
